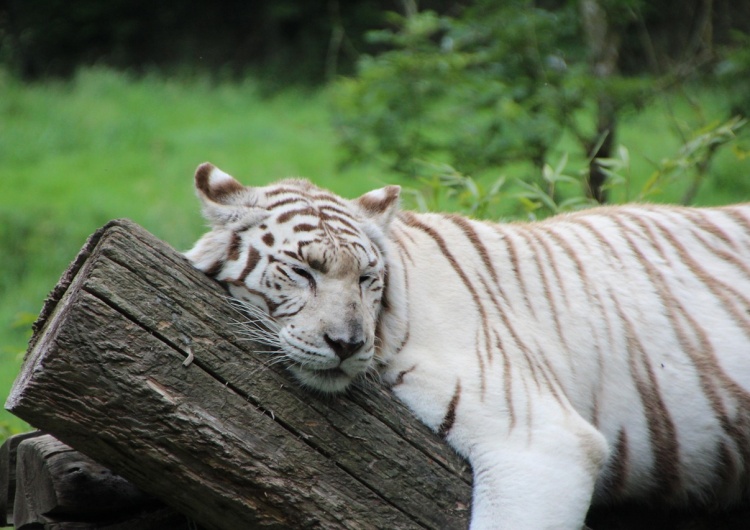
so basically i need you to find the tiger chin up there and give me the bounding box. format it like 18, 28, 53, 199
186, 162, 750, 530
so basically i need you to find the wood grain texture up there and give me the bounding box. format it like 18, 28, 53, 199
6, 219, 472, 530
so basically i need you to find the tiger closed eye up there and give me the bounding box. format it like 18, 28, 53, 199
292, 267, 314, 282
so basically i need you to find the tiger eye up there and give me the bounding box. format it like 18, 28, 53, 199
309, 259, 327, 273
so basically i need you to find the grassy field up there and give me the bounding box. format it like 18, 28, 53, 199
1, 68, 748, 437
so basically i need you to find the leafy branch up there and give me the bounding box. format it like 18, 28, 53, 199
404, 116, 747, 221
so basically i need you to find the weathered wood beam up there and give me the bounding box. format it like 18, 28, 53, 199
5, 219, 472, 530
0, 431, 40, 526
4, 432, 192, 529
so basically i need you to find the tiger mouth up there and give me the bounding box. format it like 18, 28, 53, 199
308, 367, 347, 378
288, 363, 354, 393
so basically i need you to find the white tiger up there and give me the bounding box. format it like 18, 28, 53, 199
185, 162, 750, 529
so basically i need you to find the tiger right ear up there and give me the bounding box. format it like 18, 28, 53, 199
194, 162, 266, 228
355, 185, 401, 231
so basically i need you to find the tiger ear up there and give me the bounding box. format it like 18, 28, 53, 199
194, 162, 266, 228
355, 185, 401, 231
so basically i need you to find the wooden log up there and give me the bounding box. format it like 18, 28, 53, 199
5, 219, 472, 530
0, 431, 42, 526
10, 433, 193, 529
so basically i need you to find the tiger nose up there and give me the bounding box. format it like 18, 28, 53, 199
324, 334, 365, 361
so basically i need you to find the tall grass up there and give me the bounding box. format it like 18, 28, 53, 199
1, 68, 748, 437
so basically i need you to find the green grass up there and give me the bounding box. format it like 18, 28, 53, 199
1, 67, 748, 439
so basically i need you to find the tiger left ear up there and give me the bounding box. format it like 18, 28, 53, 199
193, 162, 266, 228
355, 185, 401, 230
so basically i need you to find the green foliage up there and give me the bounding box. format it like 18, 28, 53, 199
610, 116, 748, 204
403, 161, 507, 218
0, 422, 17, 443
332, 1, 650, 181
333, 2, 750, 219
716, 31, 750, 116
513, 152, 598, 218
407, 116, 748, 221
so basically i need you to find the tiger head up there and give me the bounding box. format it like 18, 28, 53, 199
185, 163, 400, 393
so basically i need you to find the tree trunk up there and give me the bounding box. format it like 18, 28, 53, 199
580, 0, 620, 204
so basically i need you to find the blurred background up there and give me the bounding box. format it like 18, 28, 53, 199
1, 0, 750, 436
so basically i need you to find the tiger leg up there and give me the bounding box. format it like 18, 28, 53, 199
457, 412, 608, 530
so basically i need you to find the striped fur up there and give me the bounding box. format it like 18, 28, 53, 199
186, 163, 750, 529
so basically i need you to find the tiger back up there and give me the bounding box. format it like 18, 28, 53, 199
186, 162, 750, 530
